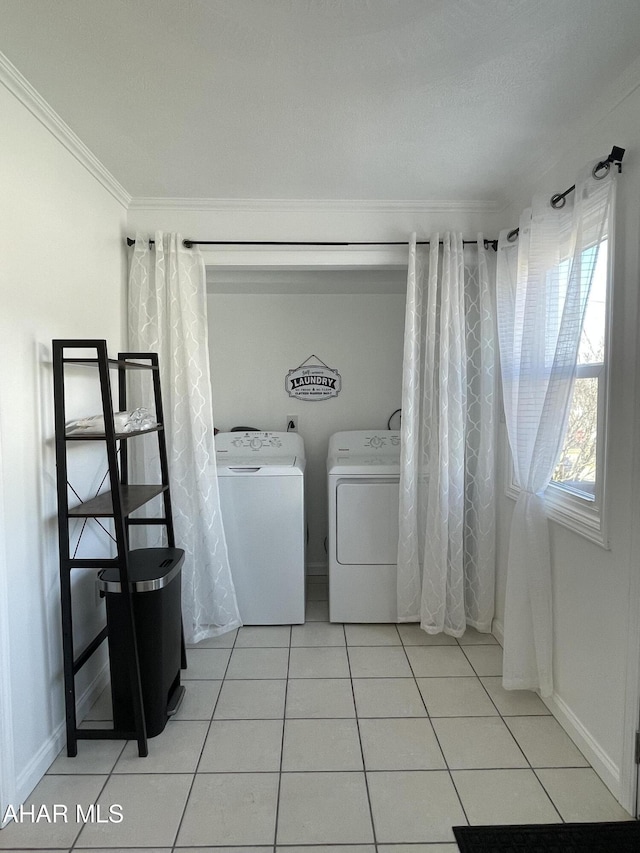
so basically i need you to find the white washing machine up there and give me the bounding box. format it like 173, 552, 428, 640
216, 431, 306, 624
327, 430, 400, 623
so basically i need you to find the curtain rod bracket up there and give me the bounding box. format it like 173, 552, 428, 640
599, 145, 625, 174
550, 145, 624, 207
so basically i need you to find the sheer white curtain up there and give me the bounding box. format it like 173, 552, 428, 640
496, 162, 615, 695
397, 233, 496, 634
128, 232, 241, 643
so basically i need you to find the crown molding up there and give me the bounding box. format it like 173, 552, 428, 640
0, 51, 131, 209
128, 196, 503, 214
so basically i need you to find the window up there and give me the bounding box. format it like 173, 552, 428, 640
506, 236, 612, 547
551, 240, 608, 500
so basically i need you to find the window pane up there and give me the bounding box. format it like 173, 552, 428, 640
578, 239, 607, 365
553, 376, 598, 497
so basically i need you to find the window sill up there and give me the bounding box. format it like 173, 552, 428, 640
505, 480, 609, 550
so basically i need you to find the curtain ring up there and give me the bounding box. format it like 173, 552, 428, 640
592, 160, 611, 180
550, 193, 566, 210
507, 228, 519, 243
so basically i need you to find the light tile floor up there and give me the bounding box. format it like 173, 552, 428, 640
0, 577, 632, 851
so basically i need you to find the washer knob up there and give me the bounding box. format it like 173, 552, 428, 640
250, 437, 262, 450
370, 436, 383, 449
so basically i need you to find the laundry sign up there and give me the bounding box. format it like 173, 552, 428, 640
286, 355, 342, 401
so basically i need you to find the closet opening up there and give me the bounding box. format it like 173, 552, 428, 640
205, 253, 408, 582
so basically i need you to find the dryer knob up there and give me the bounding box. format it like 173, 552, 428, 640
250, 437, 263, 450
370, 436, 383, 449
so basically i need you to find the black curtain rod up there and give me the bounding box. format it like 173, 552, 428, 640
505, 145, 625, 243
127, 237, 500, 251
126, 144, 625, 252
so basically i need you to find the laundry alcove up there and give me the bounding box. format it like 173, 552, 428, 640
205, 255, 408, 578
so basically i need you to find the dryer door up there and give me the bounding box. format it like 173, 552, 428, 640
336, 478, 399, 565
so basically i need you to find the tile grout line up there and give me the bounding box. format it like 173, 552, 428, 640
169, 626, 239, 853
66, 732, 128, 851
456, 642, 565, 824
400, 630, 472, 833
145, 712, 564, 724
66, 665, 191, 850
75, 763, 591, 777
272, 625, 293, 852
345, 621, 380, 851
63, 642, 233, 850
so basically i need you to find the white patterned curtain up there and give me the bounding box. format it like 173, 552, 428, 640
397, 233, 496, 635
128, 232, 241, 643
496, 161, 615, 695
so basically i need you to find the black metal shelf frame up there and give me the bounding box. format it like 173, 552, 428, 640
52, 339, 181, 758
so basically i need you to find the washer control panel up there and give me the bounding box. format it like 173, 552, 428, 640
229, 432, 283, 451
216, 431, 304, 460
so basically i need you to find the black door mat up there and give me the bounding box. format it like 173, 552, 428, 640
453, 820, 640, 852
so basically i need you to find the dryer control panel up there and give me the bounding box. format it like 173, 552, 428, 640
364, 434, 401, 450
327, 430, 401, 475
329, 430, 401, 455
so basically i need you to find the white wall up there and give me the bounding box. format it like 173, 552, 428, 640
494, 87, 640, 809
0, 80, 127, 811
207, 282, 406, 569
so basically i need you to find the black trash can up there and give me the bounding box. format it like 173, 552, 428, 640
98, 547, 185, 738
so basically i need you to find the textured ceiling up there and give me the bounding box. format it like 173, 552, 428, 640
1, 0, 639, 202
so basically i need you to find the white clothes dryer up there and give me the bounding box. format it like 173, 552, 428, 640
216, 431, 306, 624
327, 430, 400, 622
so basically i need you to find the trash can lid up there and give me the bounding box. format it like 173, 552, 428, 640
97, 547, 185, 593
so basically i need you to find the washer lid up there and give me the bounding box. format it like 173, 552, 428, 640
216, 430, 305, 475
327, 429, 400, 475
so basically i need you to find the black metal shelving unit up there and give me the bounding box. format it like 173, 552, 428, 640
52, 339, 182, 757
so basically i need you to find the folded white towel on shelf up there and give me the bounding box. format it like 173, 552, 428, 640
66, 407, 156, 434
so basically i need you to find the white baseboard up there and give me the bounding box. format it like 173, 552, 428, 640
12, 663, 110, 810
491, 617, 504, 646
490, 616, 623, 805
541, 689, 622, 804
